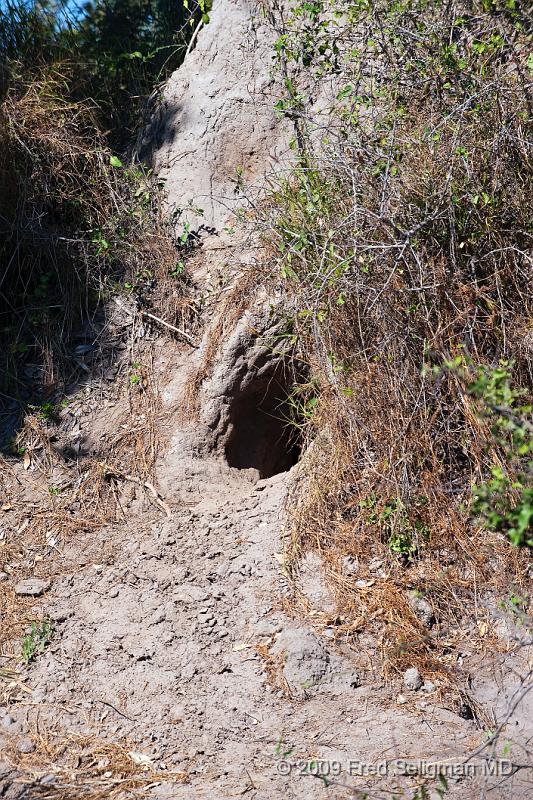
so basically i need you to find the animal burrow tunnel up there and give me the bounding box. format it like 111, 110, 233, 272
222, 359, 303, 479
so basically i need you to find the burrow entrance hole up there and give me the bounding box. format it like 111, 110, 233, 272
223, 362, 303, 479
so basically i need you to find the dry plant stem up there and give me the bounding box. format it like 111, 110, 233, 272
102, 465, 171, 518
141, 310, 198, 347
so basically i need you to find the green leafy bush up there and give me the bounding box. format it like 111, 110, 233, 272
264, 0, 532, 543
467, 362, 533, 547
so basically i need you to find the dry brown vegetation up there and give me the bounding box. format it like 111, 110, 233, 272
0, 45, 197, 799
3, 729, 188, 798
0, 67, 189, 405
0, 71, 188, 682
255, 0, 533, 689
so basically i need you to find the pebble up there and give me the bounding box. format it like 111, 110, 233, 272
49, 607, 72, 623
150, 608, 166, 624
342, 556, 359, 576
181, 665, 196, 680
422, 680, 436, 694
175, 584, 209, 602
411, 596, 435, 628
404, 667, 423, 691
169, 705, 185, 723
254, 619, 282, 636
17, 738, 36, 754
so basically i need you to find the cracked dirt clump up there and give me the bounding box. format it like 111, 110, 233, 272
272, 625, 361, 699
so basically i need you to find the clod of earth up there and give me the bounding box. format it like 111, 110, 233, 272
14, 578, 51, 597
16, 738, 35, 754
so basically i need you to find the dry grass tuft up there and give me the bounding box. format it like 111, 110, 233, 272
3, 729, 188, 798
0, 66, 190, 405
282, 396, 530, 683
255, 641, 292, 699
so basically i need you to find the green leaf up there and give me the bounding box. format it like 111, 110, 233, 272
110, 156, 123, 168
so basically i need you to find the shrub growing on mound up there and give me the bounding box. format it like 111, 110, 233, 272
262, 0, 533, 678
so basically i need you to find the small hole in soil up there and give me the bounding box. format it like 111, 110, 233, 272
224, 364, 302, 478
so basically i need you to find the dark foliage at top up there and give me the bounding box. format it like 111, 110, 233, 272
0, 0, 199, 147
